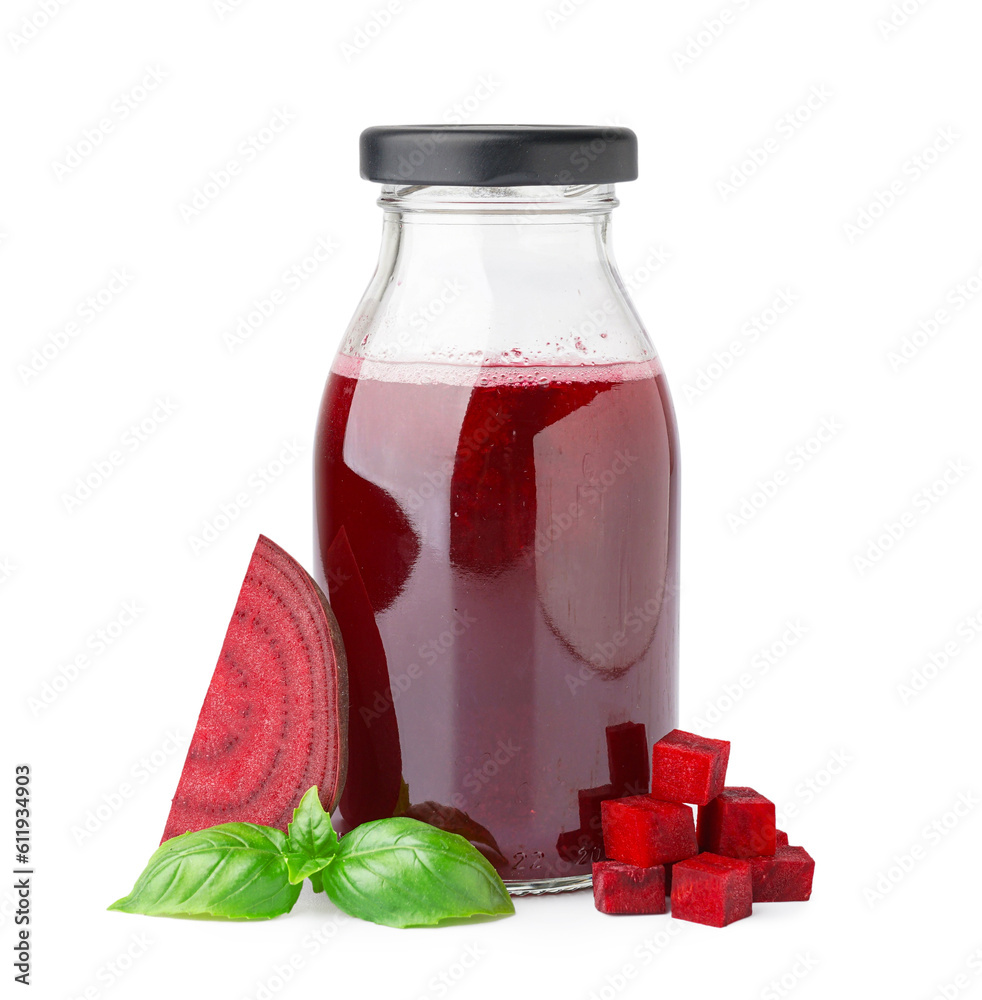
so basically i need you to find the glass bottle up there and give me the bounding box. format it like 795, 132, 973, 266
314, 126, 679, 893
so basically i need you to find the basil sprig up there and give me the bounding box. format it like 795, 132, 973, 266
109, 787, 514, 927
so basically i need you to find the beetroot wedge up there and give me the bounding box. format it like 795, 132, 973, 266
325, 527, 404, 826
162, 535, 348, 842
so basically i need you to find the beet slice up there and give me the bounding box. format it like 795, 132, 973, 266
593, 861, 667, 914
162, 535, 348, 842
325, 527, 404, 827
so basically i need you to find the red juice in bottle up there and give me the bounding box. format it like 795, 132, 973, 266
315, 355, 679, 883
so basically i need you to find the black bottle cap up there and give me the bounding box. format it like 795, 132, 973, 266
359, 125, 638, 186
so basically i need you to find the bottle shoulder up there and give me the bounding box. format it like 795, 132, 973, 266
337, 259, 661, 368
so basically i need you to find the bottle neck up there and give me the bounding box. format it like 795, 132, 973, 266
338, 183, 655, 369
377, 183, 619, 216
376, 183, 618, 291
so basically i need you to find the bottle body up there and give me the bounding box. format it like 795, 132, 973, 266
314, 184, 679, 890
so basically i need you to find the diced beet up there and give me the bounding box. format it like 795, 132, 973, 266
698, 787, 776, 859
556, 828, 604, 865
162, 536, 348, 842
579, 783, 615, 840
593, 860, 667, 915
775, 829, 789, 847
650, 729, 730, 806
670, 853, 752, 927
606, 722, 650, 797
750, 845, 814, 902
601, 795, 698, 868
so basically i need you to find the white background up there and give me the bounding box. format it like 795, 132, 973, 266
4, 0, 982, 998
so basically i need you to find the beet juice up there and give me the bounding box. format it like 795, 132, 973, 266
314, 126, 679, 892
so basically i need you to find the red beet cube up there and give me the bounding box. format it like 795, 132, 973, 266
670, 853, 752, 927
698, 787, 776, 859
601, 795, 698, 868
556, 829, 603, 865
775, 829, 789, 847
593, 860, 667, 914
750, 845, 814, 902
650, 729, 730, 806
606, 722, 650, 796
579, 784, 615, 838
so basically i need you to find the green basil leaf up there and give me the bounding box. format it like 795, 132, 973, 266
108, 823, 299, 920
320, 817, 515, 928
308, 870, 325, 893
283, 786, 340, 884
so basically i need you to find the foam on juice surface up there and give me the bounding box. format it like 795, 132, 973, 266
331, 353, 663, 387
